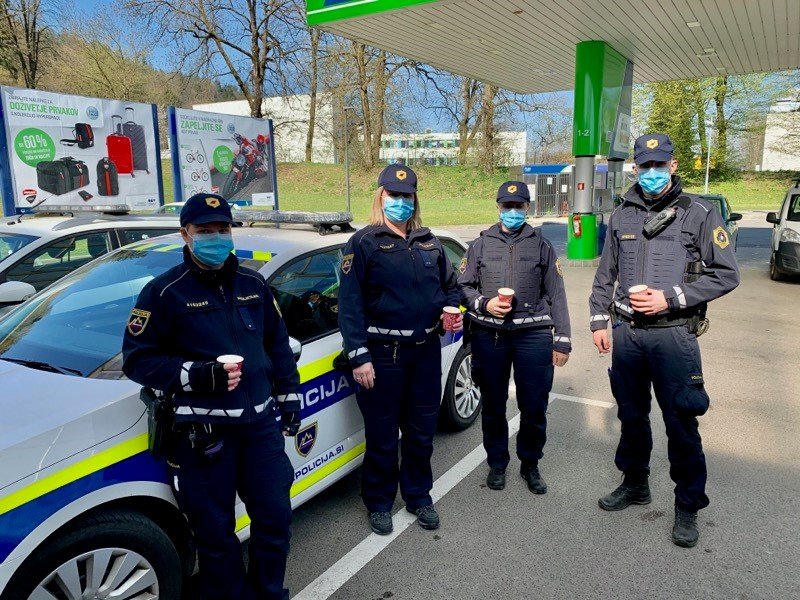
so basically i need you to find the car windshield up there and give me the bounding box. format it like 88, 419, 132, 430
0, 246, 183, 377
0, 232, 38, 261
703, 196, 726, 219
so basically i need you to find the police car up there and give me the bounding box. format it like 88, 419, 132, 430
0, 212, 479, 599
766, 179, 800, 280
0, 207, 179, 311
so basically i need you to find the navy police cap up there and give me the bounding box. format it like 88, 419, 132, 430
633, 133, 674, 164
378, 164, 417, 194
497, 181, 530, 203
180, 193, 235, 227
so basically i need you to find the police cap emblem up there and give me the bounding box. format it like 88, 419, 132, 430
507, 184, 518, 194
127, 308, 151, 336
206, 197, 220, 208
713, 226, 730, 249
295, 422, 318, 457
396, 169, 407, 181
646, 139, 659, 149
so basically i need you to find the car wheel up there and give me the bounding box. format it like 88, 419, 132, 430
440, 343, 481, 431
2, 510, 182, 600
770, 252, 784, 281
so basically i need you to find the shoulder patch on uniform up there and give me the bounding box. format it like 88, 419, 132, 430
556, 259, 563, 277
127, 308, 151, 336
341, 253, 354, 275
458, 256, 468, 273
712, 226, 730, 249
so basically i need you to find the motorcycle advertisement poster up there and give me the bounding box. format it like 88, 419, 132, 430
169, 107, 277, 207
0, 85, 162, 215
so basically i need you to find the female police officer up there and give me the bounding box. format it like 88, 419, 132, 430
459, 181, 571, 494
339, 164, 462, 535
122, 193, 301, 600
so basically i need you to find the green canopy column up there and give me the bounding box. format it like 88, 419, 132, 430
569, 41, 633, 260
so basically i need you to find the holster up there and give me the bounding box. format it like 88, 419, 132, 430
684, 261, 709, 336
140, 387, 175, 459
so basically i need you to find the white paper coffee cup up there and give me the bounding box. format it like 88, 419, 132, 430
217, 354, 244, 371
628, 285, 649, 295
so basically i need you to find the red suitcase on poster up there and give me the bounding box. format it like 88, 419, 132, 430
106, 114, 135, 177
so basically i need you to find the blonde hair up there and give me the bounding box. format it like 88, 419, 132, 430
369, 186, 422, 229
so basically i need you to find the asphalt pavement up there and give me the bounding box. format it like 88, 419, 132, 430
196, 212, 799, 599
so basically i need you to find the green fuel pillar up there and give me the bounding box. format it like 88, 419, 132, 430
569, 41, 633, 260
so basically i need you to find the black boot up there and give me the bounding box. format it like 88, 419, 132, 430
598, 475, 651, 511
368, 511, 393, 535
407, 504, 440, 530
520, 462, 547, 494
486, 467, 506, 490
672, 507, 699, 548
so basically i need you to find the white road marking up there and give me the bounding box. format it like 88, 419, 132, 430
293, 393, 611, 600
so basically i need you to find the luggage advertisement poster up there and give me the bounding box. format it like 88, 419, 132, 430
0, 85, 162, 215
169, 107, 277, 207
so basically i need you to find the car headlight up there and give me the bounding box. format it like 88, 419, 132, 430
780, 228, 800, 244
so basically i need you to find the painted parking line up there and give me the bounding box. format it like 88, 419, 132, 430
293, 393, 611, 600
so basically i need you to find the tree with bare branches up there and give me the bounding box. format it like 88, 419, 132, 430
125, 0, 298, 118
0, 0, 49, 88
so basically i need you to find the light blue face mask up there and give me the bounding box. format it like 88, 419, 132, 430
638, 167, 671, 195
383, 195, 415, 223
499, 208, 526, 230
189, 232, 234, 267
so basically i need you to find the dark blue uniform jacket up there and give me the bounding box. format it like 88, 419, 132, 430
122, 247, 300, 423
338, 225, 461, 367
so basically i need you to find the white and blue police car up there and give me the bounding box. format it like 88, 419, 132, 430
0, 211, 480, 599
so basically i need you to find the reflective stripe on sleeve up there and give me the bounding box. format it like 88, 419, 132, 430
180, 362, 193, 392
367, 327, 414, 337
590, 314, 610, 322
673, 286, 687, 309
554, 336, 571, 344
175, 406, 244, 418
277, 393, 301, 404
348, 347, 368, 360
614, 301, 634, 315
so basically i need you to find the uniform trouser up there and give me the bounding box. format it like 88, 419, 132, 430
170, 413, 293, 600
610, 322, 711, 512
471, 326, 554, 470
356, 336, 442, 512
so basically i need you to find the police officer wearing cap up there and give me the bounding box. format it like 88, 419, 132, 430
590, 134, 739, 548
339, 164, 462, 535
122, 194, 301, 600
459, 181, 571, 493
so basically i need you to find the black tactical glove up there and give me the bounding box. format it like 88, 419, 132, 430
281, 411, 301, 436
186, 361, 231, 393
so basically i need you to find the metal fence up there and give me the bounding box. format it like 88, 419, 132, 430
525, 173, 572, 217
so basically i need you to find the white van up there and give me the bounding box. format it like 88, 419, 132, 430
766, 179, 800, 280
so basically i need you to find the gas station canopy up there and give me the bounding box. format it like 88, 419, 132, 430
309, 0, 800, 94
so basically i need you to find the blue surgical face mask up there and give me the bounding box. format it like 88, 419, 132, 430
499, 208, 526, 231
383, 195, 415, 223
189, 231, 234, 267
638, 167, 671, 195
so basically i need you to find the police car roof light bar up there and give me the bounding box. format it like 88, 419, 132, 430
233, 210, 355, 235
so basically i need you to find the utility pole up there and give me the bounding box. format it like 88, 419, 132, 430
704, 120, 714, 195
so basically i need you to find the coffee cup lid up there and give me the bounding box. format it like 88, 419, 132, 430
217, 354, 244, 364
443, 306, 461, 314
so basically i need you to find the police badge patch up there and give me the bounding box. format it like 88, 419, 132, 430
712, 226, 730, 249
341, 253, 354, 275
127, 309, 151, 336
295, 422, 317, 457
459, 256, 468, 274
205, 197, 221, 208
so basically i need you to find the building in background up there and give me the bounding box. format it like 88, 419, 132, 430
193, 94, 337, 164
380, 131, 527, 167
761, 96, 800, 171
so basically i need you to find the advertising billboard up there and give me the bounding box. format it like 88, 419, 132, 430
306, 0, 438, 26
0, 85, 162, 215
169, 107, 278, 208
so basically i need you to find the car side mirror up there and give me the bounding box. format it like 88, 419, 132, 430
0, 281, 36, 304
288, 336, 302, 362
766, 212, 780, 225
728, 212, 743, 222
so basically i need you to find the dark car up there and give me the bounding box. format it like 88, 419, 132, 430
701, 194, 742, 250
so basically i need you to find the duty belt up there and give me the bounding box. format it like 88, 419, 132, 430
626, 314, 688, 329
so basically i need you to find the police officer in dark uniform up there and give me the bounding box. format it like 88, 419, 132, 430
459, 181, 571, 493
122, 193, 301, 600
589, 134, 739, 548
339, 164, 462, 535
